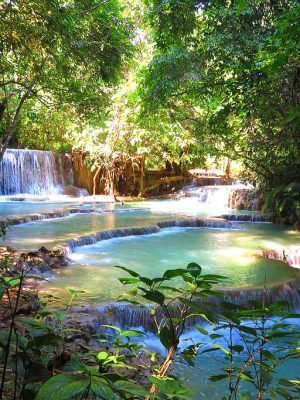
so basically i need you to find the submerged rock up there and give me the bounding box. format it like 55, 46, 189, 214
0, 245, 69, 275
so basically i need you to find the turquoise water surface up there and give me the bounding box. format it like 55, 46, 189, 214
1, 197, 300, 398
1, 199, 300, 304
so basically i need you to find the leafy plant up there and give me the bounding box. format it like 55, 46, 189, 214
207, 298, 300, 399
1, 262, 300, 399
263, 182, 300, 226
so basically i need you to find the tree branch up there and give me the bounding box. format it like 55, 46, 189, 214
0, 59, 46, 157
77, 0, 108, 15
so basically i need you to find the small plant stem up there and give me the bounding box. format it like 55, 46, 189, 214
13, 333, 19, 400
230, 352, 258, 399
147, 345, 177, 399
257, 279, 267, 399
228, 323, 234, 400
0, 276, 24, 399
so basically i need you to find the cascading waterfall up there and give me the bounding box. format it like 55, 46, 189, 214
180, 185, 233, 209
219, 214, 271, 222
263, 247, 300, 269
0, 149, 74, 195
195, 186, 233, 209
175, 183, 259, 211
59, 218, 240, 255
68, 279, 300, 332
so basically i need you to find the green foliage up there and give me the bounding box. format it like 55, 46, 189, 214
1, 261, 300, 399
263, 183, 300, 226
140, 0, 300, 222
207, 299, 300, 399
0, 0, 299, 224
0, 0, 133, 152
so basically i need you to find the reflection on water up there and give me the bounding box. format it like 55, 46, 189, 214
1, 209, 175, 249
2, 198, 300, 304
37, 226, 300, 304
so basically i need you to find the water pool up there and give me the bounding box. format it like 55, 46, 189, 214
0, 199, 120, 218
1, 198, 300, 303
36, 223, 300, 304
1, 209, 189, 249
1, 196, 300, 399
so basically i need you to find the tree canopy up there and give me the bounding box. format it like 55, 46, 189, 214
0, 0, 133, 154
139, 0, 300, 222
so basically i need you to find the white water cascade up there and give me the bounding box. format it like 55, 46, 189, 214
175, 182, 258, 212
190, 185, 234, 210
0, 149, 74, 195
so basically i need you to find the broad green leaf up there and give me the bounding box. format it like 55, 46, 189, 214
97, 351, 108, 361
101, 325, 121, 333
187, 262, 202, 278
231, 345, 244, 353
141, 289, 165, 306
159, 324, 175, 350
35, 374, 90, 400
114, 266, 140, 277
3, 277, 21, 288
118, 277, 140, 285
196, 326, 208, 335
239, 373, 254, 382
209, 374, 228, 382
119, 329, 146, 338
90, 381, 114, 399
67, 288, 85, 298
211, 343, 230, 355
113, 380, 149, 396
163, 268, 189, 279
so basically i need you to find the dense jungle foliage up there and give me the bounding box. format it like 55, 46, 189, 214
0, 0, 300, 222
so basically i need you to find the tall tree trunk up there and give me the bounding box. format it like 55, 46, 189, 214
93, 166, 101, 197
225, 159, 231, 179
108, 170, 115, 196
139, 156, 145, 198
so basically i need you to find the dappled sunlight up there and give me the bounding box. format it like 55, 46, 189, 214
261, 240, 284, 250
1, 194, 299, 300
219, 246, 247, 258
46, 227, 300, 303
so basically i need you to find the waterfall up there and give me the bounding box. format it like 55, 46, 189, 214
156, 218, 239, 230
68, 279, 300, 332
218, 214, 271, 223
0, 149, 74, 195
263, 247, 300, 269
59, 218, 241, 255
174, 183, 260, 211
185, 185, 233, 210
62, 225, 162, 254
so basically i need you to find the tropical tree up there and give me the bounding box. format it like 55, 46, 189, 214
0, 0, 133, 156
139, 0, 300, 221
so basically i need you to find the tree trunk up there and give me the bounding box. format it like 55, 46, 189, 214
108, 168, 115, 196
138, 156, 145, 198
93, 166, 101, 197
225, 159, 231, 179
